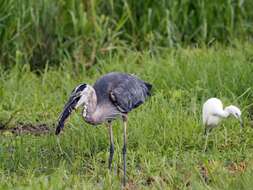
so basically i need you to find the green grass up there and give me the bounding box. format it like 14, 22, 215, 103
1, 44, 253, 189
0, 0, 253, 69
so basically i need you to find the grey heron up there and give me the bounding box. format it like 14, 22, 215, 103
55, 72, 152, 186
202, 98, 243, 150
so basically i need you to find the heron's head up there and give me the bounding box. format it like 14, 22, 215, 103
225, 105, 243, 128
55, 83, 95, 135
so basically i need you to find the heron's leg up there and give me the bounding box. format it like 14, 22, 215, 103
122, 115, 128, 186
107, 121, 114, 170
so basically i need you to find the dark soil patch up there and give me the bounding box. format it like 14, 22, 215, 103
227, 161, 247, 174
198, 163, 210, 184
0, 122, 52, 135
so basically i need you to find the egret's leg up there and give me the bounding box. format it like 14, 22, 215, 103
107, 121, 114, 170
204, 126, 213, 136
224, 127, 228, 146
204, 127, 208, 136
203, 126, 212, 152
204, 132, 209, 152
122, 115, 128, 186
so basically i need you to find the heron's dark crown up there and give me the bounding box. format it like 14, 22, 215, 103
73, 83, 87, 94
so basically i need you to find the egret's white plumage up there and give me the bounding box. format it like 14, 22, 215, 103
202, 98, 243, 134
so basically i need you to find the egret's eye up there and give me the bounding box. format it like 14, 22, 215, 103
234, 113, 240, 119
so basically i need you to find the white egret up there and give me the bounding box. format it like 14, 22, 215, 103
202, 98, 243, 151
202, 97, 243, 135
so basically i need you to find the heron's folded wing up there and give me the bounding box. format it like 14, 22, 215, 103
110, 78, 152, 113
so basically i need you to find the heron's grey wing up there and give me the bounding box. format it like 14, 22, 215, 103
110, 77, 152, 113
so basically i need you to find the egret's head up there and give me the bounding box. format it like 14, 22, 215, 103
55, 84, 95, 135
225, 105, 243, 128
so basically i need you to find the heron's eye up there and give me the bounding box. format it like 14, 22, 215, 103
75, 96, 81, 102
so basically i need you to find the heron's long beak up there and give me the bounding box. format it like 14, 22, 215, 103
55, 93, 81, 135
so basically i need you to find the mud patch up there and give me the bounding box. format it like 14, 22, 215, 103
124, 179, 138, 190
227, 161, 247, 174
0, 122, 51, 135
198, 163, 210, 184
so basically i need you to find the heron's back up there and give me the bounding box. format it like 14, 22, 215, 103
93, 72, 152, 113
93, 72, 126, 104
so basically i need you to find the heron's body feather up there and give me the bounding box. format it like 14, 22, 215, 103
86, 72, 152, 124
55, 72, 152, 185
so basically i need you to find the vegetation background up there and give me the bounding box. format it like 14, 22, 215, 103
0, 0, 253, 189
0, 0, 253, 69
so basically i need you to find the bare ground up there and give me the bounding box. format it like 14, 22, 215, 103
0, 122, 52, 135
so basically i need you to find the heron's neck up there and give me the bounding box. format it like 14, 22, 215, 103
81, 86, 99, 124
87, 94, 97, 116
82, 86, 120, 125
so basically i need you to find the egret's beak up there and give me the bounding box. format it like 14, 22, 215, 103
239, 117, 244, 128
55, 93, 81, 135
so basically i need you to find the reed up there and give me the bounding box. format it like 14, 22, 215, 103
0, 0, 252, 69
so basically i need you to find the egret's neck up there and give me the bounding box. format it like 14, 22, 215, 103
213, 108, 230, 118
222, 107, 232, 118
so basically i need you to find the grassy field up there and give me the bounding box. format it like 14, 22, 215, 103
1, 44, 253, 189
